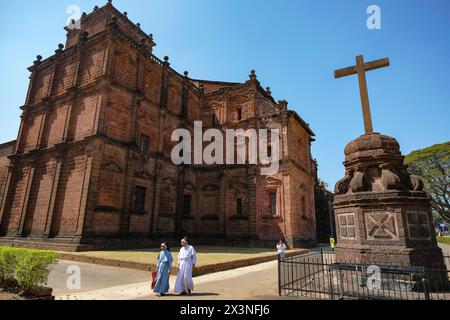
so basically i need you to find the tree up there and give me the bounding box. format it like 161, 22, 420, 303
405, 142, 450, 224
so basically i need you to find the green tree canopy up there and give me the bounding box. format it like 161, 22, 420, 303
405, 142, 450, 224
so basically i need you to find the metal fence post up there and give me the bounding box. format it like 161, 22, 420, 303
278, 254, 282, 296
422, 278, 430, 301
328, 269, 335, 300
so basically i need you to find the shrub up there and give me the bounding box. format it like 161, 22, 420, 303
0, 247, 20, 286
437, 236, 450, 245
0, 247, 57, 296
14, 250, 57, 296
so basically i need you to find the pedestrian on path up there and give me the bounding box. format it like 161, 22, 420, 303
277, 239, 287, 259
174, 237, 197, 295
153, 242, 173, 296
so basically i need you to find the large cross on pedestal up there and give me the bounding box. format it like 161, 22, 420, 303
334, 55, 390, 134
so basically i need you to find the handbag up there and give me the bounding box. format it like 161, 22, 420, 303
151, 271, 157, 289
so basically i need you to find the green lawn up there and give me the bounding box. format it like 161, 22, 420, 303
62, 246, 295, 267
437, 236, 450, 245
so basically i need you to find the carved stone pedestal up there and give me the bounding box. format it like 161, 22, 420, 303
333, 133, 446, 269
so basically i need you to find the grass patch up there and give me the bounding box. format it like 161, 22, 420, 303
62, 246, 294, 266
437, 236, 450, 245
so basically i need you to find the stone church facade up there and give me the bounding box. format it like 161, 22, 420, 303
0, 2, 317, 251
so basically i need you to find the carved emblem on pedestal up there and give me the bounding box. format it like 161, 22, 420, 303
406, 210, 431, 240
338, 213, 357, 240
365, 211, 399, 240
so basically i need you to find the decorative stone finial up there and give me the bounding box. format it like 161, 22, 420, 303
137, 23, 141, 28
279, 99, 288, 110
33, 55, 43, 66
249, 69, 257, 80
184, 71, 189, 78
107, 0, 113, 5
266, 87, 272, 95
93, 6, 99, 11
55, 43, 65, 54
149, 34, 153, 41
163, 56, 170, 66
82, 12, 87, 18
123, 11, 128, 17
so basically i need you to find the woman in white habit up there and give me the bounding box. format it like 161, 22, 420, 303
174, 237, 197, 295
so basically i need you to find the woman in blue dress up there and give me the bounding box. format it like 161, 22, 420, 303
153, 242, 173, 296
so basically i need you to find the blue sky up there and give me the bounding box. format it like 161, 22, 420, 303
0, 0, 449, 187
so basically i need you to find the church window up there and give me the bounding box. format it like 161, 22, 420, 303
236, 198, 243, 216
140, 134, 149, 154
183, 195, 192, 217
134, 186, 147, 213
270, 192, 277, 215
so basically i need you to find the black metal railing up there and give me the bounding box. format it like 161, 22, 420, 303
278, 250, 450, 300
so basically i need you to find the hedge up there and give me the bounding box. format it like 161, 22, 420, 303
0, 247, 57, 296
437, 236, 450, 245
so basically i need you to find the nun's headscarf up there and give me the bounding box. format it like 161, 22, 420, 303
161, 242, 171, 252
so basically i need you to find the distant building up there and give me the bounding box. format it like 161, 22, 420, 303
312, 160, 335, 243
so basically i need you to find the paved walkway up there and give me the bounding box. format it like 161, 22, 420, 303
439, 243, 450, 256
48, 261, 149, 298
50, 259, 285, 300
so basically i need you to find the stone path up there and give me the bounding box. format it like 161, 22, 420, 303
48, 260, 149, 298
439, 243, 450, 256
50, 259, 288, 300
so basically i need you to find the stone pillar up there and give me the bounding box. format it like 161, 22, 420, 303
17, 165, 35, 236
174, 167, 186, 236
75, 155, 94, 237
0, 164, 14, 235
333, 133, 446, 270
149, 165, 161, 236
218, 170, 227, 237
247, 166, 258, 238
120, 151, 136, 238
43, 159, 63, 237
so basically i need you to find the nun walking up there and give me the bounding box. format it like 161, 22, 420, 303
153, 242, 173, 296
174, 237, 197, 295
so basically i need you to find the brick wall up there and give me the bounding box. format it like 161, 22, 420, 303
23, 158, 57, 235
0, 142, 15, 205
51, 148, 88, 236
40, 104, 69, 147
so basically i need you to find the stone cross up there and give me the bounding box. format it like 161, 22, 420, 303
334, 55, 390, 134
